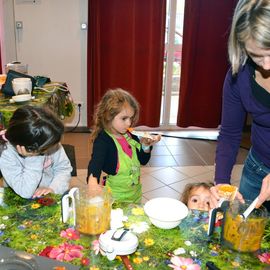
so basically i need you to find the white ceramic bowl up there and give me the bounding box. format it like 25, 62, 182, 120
144, 197, 188, 229
12, 94, 32, 103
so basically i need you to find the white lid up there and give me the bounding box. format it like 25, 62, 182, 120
99, 229, 138, 260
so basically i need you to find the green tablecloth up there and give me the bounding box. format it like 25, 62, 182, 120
0, 189, 270, 270
0, 83, 74, 127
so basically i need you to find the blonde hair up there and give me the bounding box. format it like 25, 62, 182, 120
228, 0, 270, 74
90, 88, 140, 140
181, 182, 213, 206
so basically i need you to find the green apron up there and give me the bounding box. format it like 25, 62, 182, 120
106, 132, 142, 203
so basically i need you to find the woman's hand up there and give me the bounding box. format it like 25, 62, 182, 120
209, 184, 244, 209
32, 187, 54, 198
256, 174, 270, 208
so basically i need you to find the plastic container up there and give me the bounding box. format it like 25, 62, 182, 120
5, 62, 28, 74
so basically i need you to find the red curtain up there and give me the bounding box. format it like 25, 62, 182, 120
177, 0, 238, 128
87, 0, 166, 128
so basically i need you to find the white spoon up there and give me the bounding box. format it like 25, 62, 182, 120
242, 197, 259, 219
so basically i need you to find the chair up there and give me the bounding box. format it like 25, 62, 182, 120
62, 144, 77, 177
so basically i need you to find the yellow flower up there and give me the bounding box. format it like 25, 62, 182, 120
132, 207, 144, 216
32, 225, 40, 230
231, 261, 240, 267
133, 257, 143, 264
135, 251, 141, 256
143, 256, 150, 261
125, 222, 131, 228
30, 234, 38, 240
31, 203, 41, 209
89, 266, 99, 270
144, 238, 154, 246
203, 224, 208, 231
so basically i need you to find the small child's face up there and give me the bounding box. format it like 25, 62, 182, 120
187, 186, 211, 211
111, 104, 135, 136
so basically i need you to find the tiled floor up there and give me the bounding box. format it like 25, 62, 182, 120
62, 131, 249, 204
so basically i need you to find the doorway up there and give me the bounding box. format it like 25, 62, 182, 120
160, 0, 185, 129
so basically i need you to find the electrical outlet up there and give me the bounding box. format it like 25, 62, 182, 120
75, 102, 83, 109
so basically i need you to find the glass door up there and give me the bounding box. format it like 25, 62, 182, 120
160, 0, 185, 128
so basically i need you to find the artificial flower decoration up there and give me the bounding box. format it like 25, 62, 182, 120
144, 238, 154, 246
90, 266, 100, 270
39, 246, 53, 257
129, 221, 149, 234
81, 257, 90, 266
258, 253, 270, 264
49, 243, 83, 262
31, 203, 41, 209
131, 207, 144, 216
173, 248, 186, 255
37, 197, 56, 206
92, 239, 100, 255
168, 256, 201, 270
133, 257, 143, 264
60, 228, 80, 240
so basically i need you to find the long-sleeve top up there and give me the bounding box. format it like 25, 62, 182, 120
0, 143, 72, 198
215, 59, 270, 184
87, 130, 151, 180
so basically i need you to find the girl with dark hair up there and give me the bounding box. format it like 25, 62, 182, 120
0, 105, 72, 199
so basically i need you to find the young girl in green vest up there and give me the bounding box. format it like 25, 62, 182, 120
87, 88, 160, 203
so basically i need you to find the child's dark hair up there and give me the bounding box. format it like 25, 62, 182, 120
91, 88, 140, 141
0, 105, 64, 155
181, 182, 214, 205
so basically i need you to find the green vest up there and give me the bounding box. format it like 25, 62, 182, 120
106, 132, 142, 203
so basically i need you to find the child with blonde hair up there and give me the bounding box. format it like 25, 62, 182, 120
87, 88, 160, 203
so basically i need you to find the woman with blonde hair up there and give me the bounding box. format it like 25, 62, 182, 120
211, 0, 270, 211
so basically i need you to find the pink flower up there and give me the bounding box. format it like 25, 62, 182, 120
258, 253, 270, 264
168, 256, 201, 270
60, 228, 80, 240
49, 243, 83, 262
91, 239, 100, 255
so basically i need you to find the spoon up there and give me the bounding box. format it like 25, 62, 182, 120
242, 197, 259, 219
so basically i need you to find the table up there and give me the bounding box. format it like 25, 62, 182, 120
0, 83, 74, 128
0, 188, 270, 270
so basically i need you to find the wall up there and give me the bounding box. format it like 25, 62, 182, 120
1, 0, 88, 127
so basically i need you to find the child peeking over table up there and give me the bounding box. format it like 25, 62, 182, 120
0, 105, 72, 199
87, 88, 161, 203
181, 182, 214, 211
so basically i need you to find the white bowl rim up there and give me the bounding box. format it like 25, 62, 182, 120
144, 197, 188, 222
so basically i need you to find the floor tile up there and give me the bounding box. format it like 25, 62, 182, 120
173, 166, 212, 177
141, 175, 165, 193
143, 186, 180, 200
149, 167, 187, 185
148, 155, 178, 167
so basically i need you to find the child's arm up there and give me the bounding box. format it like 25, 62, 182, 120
47, 145, 72, 195
0, 144, 45, 198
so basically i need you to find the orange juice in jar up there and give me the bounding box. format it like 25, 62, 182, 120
76, 200, 112, 235
222, 201, 267, 252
